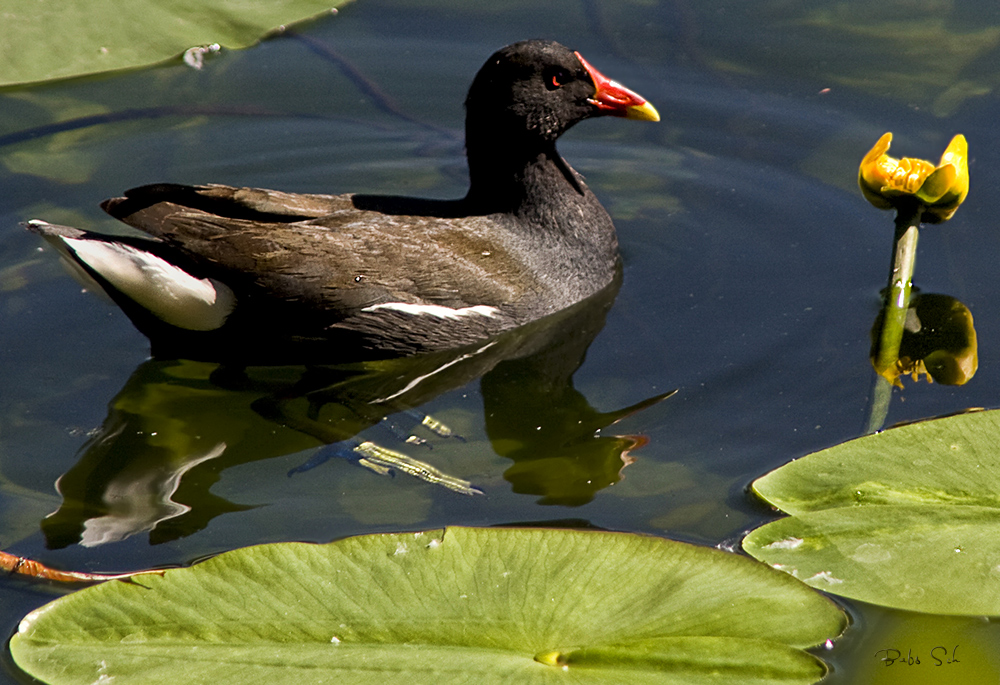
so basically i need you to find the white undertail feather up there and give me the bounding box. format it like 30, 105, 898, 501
58, 236, 237, 331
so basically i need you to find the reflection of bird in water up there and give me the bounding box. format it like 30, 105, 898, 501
28, 40, 657, 364
42, 275, 672, 549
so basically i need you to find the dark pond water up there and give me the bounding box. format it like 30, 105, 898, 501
3, 0, 1000, 682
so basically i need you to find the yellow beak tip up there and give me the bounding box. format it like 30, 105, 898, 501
626, 101, 660, 122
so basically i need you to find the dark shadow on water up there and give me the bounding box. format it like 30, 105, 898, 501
42, 269, 673, 549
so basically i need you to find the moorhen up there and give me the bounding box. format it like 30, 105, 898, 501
28, 40, 659, 362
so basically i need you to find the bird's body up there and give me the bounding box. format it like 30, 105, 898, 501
29, 40, 658, 362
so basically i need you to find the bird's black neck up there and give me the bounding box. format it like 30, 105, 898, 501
464, 132, 584, 216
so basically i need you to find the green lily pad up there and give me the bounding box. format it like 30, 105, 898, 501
11, 527, 845, 684
0, 0, 351, 88
743, 410, 1000, 614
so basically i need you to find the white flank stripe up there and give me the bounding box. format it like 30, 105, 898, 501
64, 238, 236, 331
362, 302, 500, 320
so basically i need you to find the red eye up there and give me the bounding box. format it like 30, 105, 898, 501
547, 69, 569, 90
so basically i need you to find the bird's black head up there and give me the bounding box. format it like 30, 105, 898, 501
465, 40, 658, 147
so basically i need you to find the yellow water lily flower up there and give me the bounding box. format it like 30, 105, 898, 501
858, 132, 969, 222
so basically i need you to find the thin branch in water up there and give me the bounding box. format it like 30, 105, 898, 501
0, 105, 334, 149
0, 549, 160, 585
288, 32, 456, 139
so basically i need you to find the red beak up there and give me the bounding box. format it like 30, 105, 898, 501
574, 51, 660, 122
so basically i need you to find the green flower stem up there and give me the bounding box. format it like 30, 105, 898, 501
865, 199, 923, 434
876, 202, 922, 371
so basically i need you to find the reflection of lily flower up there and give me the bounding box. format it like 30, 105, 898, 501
858, 133, 969, 222
871, 293, 978, 387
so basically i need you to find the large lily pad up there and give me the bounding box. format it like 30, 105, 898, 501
743, 410, 1000, 614
11, 527, 845, 684
0, 0, 350, 88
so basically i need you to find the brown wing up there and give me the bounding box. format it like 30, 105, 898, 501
102, 183, 540, 313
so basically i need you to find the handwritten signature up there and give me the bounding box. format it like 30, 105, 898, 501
875, 645, 960, 667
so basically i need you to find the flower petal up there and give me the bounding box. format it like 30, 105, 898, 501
916, 164, 958, 204
858, 132, 896, 209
